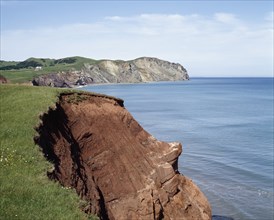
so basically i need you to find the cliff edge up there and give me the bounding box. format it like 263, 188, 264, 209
35, 92, 210, 219
32, 57, 189, 87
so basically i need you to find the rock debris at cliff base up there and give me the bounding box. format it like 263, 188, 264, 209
35, 92, 211, 219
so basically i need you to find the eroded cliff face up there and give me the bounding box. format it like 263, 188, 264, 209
32, 57, 189, 87
35, 93, 211, 219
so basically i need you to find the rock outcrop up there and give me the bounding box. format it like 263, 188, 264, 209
35, 92, 211, 219
32, 57, 189, 87
32, 72, 94, 88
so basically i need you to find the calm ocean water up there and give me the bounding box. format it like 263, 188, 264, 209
81, 78, 274, 220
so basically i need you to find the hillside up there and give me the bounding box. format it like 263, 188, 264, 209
0, 56, 98, 84
0, 57, 189, 86
0, 56, 99, 71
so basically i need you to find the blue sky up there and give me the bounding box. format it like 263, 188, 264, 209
1, 0, 273, 76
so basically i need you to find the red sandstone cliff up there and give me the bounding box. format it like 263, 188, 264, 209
35, 92, 211, 219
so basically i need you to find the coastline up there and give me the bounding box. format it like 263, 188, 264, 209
75, 79, 190, 89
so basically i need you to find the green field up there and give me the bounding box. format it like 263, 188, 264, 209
0, 56, 99, 84
0, 84, 97, 220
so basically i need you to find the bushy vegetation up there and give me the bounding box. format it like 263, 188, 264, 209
54, 57, 77, 65
0, 56, 99, 84
0, 84, 97, 220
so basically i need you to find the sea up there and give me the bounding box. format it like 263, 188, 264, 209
81, 78, 274, 220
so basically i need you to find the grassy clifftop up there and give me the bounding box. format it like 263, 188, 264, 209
0, 56, 98, 84
0, 84, 96, 219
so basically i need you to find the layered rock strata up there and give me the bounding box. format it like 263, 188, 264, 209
35, 93, 211, 219
32, 57, 189, 87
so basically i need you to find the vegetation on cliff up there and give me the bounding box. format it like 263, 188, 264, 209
0, 84, 96, 219
0, 56, 98, 84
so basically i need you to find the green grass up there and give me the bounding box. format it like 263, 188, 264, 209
0, 69, 44, 84
0, 84, 97, 220
0, 56, 99, 84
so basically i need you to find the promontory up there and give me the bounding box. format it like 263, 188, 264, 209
30, 57, 189, 87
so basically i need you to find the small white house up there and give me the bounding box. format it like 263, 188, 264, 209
35, 66, 42, 71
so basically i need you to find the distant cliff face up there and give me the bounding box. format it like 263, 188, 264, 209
32, 57, 189, 87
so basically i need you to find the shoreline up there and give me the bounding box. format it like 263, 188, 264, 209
75, 79, 189, 89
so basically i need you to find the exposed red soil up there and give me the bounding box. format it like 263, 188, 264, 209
35, 93, 211, 219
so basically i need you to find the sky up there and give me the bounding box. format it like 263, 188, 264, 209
0, 0, 273, 77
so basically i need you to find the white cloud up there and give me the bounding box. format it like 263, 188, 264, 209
1, 13, 273, 76
214, 13, 239, 24
105, 16, 124, 21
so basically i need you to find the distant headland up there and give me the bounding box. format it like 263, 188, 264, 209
0, 56, 189, 87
